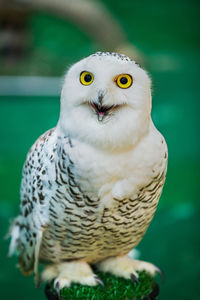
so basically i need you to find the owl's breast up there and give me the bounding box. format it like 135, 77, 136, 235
68, 140, 136, 201
44, 129, 167, 263
68, 124, 167, 202
41, 144, 165, 264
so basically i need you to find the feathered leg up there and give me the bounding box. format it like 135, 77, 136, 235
41, 261, 102, 291
96, 255, 163, 281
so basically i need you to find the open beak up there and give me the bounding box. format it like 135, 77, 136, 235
86, 92, 125, 122
90, 102, 117, 121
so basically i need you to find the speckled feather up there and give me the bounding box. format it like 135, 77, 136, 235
10, 127, 167, 275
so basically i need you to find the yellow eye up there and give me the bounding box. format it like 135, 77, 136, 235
115, 74, 133, 89
80, 71, 94, 85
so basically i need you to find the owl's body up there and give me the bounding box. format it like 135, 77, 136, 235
9, 52, 167, 288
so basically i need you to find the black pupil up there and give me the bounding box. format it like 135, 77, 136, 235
84, 74, 92, 82
120, 77, 128, 84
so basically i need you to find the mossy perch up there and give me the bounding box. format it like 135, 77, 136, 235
45, 271, 159, 300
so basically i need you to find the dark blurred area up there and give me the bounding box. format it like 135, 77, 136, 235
0, 0, 199, 299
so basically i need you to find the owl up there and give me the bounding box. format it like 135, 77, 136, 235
9, 52, 167, 292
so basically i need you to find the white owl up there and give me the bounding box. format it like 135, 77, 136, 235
9, 52, 167, 293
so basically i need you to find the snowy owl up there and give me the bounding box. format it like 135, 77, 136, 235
9, 52, 168, 292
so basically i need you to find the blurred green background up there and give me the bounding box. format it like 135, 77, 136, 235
0, 0, 199, 299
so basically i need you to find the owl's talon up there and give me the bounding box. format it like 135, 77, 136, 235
54, 281, 61, 299
94, 275, 104, 289
155, 267, 165, 283
130, 273, 139, 284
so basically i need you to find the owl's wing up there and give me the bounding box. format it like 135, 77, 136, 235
8, 129, 58, 281
8, 214, 44, 283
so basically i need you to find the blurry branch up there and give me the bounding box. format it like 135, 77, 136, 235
13, 0, 144, 65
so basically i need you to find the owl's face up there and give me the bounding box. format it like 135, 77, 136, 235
59, 52, 152, 150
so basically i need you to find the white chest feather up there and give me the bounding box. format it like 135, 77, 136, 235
64, 123, 167, 208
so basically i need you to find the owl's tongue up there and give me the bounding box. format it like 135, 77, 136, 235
98, 111, 105, 121
91, 102, 115, 121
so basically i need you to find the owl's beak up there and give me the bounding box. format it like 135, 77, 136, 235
90, 102, 113, 122
97, 92, 104, 109
96, 92, 104, 121
88, 91, 121, 122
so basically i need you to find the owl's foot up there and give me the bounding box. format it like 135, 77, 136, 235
96, 255, 163, 282
41, 261, 101, 292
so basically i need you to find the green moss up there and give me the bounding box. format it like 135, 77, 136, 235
45, 271, 157, 300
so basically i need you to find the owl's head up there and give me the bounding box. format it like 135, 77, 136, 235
58, 52, 152, 151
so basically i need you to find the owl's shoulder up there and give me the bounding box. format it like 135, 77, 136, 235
128, 121, 168, 175
27, 127, 57, 157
